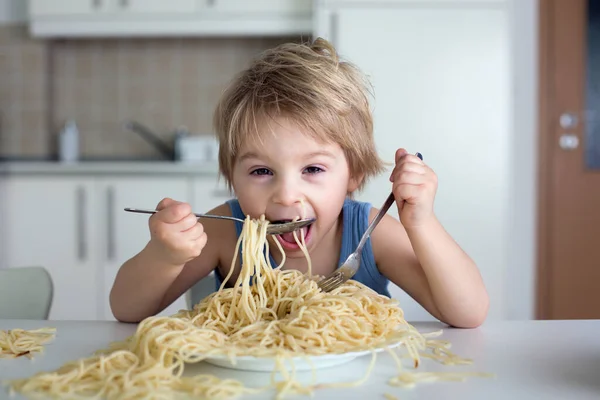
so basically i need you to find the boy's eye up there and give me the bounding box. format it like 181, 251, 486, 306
251, 168, 272, 176
304, 166, 324, 174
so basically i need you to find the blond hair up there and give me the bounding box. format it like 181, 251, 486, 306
213, 37, 385, 192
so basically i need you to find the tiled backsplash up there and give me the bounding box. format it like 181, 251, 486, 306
0, 26, 48, 158
0, 24, 298, 160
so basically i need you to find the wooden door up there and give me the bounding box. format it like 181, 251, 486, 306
538, 0, 600, 319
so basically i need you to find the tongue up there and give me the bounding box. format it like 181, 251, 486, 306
280, 232, 297, 243
280, 227, 307, 244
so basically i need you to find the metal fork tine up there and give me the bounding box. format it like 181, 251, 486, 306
317, 281, 332, 291
318, 282, 334, 292
320, 273, 343, 284
324, 276, 344, 285
317, 274, 345, 291
322, 281, 343, 292
318, 273, 342, 284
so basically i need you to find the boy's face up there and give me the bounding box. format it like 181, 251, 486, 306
231, 116, 359, 259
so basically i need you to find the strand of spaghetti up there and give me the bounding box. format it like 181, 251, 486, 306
388, 371, 494, 388
295, 199, 312, 276
292, 227, 312, 277
218, 230, 243, 291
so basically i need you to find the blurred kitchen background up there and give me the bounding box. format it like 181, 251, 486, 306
1, 0, 595, 326
0, 2, 302, 160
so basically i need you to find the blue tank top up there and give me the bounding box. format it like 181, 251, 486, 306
210, 198, 391, 298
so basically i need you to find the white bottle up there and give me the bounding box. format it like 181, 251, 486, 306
58, 120, 79, 163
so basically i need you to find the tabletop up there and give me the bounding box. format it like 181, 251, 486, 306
1, 319, 599, 400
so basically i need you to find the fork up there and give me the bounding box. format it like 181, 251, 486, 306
317, 152, 423, 292
123, 208, 315, 236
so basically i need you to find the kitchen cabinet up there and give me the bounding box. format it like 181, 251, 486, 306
191, 176, 232, 213
27, 0, 312, 37
98, 177, 191, 321
29, 0, 112, 16
0, 166, 230, 321
208, 0, 311, 15
0, 176, 99, 321
28, 0, 196, 16
314, 0, 510, 321
111, 0, 197, 15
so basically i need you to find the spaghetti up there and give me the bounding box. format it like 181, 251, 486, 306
4, 215, 490, 399
0, 328, 56, 359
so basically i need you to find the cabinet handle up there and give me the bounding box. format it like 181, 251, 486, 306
92, 0, 102, 8
76, 186, 87, 261
107, 186, 115, 261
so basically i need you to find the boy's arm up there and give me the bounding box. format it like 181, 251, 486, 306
109, 201, 229, 323
371, 212, 488, 328
370, 148, 488, 329
109, 245, 188, 323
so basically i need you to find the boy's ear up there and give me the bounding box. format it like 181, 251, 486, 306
348, 173, 364, 193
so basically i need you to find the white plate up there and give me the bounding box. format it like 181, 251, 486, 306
201, 341, 402, 372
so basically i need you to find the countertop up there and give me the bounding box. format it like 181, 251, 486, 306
1, 319, 599, 400
0, 161, 220, 176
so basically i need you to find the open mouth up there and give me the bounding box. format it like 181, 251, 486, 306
272, 220, 313, 250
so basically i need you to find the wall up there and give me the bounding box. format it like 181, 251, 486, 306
0, 25, 47, 158
506, 0, 538, 320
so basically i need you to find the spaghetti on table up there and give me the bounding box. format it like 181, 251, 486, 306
3, 215, 491, 399
0, 328, 56, 359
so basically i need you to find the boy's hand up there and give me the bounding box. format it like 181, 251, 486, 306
146, 198, 207, 267
389, 148, 438, 229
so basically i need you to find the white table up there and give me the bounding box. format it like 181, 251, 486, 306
1, 319, 599, 400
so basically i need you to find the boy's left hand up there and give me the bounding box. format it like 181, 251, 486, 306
389, 148, 438, 229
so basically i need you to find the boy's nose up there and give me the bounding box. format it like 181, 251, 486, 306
272, 179, 301, 207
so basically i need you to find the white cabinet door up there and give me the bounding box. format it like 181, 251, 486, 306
191, 177, 232, 214
28, 0, 311, 36
0, 176, 99, 321
208, 0, 311, 14
29, 0, 112, 16
29, 0, 196, 16
98, 177, 192, 321
317, 3, 510, 321
114, 0, 196, 14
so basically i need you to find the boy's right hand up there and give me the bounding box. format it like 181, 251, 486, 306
146, 198, 207, 267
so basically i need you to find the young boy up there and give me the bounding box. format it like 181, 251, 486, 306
110, 38, 489, 328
